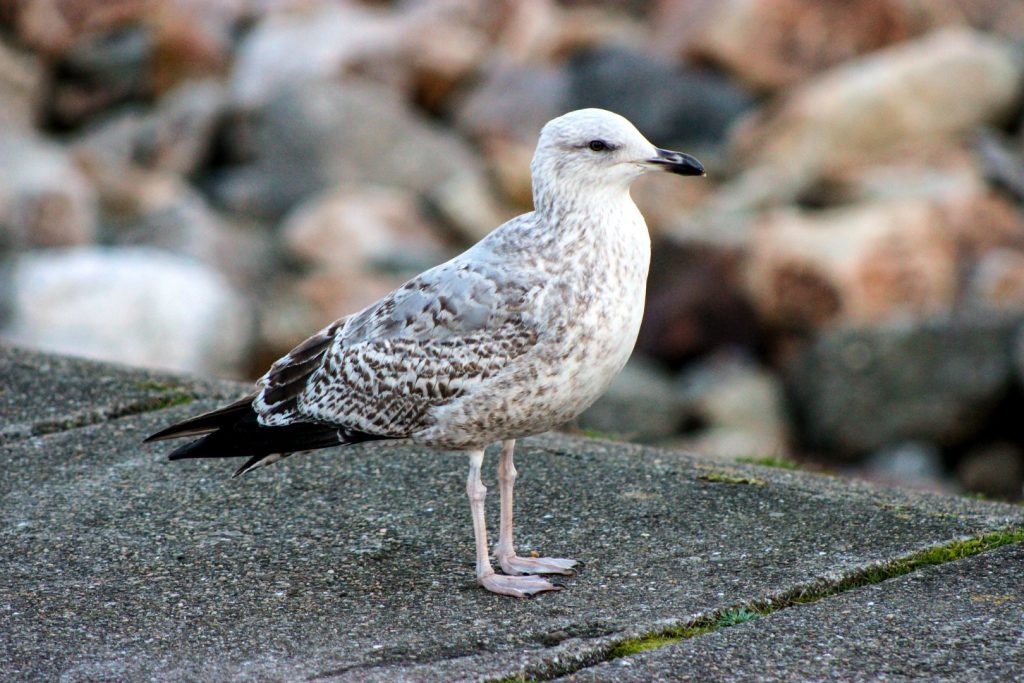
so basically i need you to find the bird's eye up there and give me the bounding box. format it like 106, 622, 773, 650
588, 140, 609, 152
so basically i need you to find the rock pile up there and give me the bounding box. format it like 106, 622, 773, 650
0, 0, 1021, 497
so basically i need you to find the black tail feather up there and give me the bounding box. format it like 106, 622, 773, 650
144, 395, 257, 442
147, 397, 389, 476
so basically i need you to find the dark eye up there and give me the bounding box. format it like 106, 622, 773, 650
588, 139, 609, 152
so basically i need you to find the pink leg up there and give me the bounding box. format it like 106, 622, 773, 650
493, 440, 578, 576
465, 448, 559, 597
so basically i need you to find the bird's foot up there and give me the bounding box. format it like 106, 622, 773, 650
479, 572, 562, 598
497, 553, 578, 576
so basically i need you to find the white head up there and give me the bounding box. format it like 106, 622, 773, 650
530, 108, 704, 208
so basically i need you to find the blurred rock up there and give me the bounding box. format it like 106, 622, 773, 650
636, 243, 759, 367
566, 46, 754, 149
956, 442, 1024, 500
231, 0, 489, 112
147, 0, 234, 95
577, 357, 683, 441
728, 28, 1024, 207
0, 247, 254, 377
258, 270, 407, 363
946, 0, 1024, 39
47, 25, 153, 128
426, 170, 513, 243
967, 249, 1024, 313
281, 185, 450, 275
0, 38, 43, 129
745, 200, 958, 331
674, 353, 791, 461
97, 171, 274, 287
795, 146, 985, 207
481, 137, 537, 209
0, 134, 98, 250
860, 441, 949, 491
631, 171, 717, 237
454, 61, 568, 144
230, 2, 407, 109
129, 78, 225, 174
213, 80, 497, 223
404, 1, 491, 111
786, 316, 1022, 457
976, 129, 1024, 203
74, 79, 226, 177
680, 0, 920, 92
11, 0, 151, 59
493, 0, 646, 65
453, 60, 567, 207
940, 191, 1024, 264
492, 0, 565, 64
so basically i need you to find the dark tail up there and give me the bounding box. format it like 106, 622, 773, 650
145, 395, 386, 478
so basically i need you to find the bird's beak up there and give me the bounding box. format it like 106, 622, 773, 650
645, 148, 705, 176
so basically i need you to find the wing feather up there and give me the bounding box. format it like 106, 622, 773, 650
253, 238, 545, 436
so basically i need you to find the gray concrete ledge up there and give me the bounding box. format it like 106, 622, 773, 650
558, 542, 1024, 682
1, 346, 1022, 681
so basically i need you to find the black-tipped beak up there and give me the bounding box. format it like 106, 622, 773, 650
647, 148, 705, 176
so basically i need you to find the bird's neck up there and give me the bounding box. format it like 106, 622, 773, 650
534, 183, 649, 252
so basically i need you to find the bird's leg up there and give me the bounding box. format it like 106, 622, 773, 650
466, 448, 559, 597
493, 440, 578, 576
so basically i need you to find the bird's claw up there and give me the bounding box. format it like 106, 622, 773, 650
497, 554, 578, 576
479, 572, 562, 597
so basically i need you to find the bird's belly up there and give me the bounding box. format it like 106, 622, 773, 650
415, 288, 644, 449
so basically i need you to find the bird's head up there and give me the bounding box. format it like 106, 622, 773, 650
531, 108, 704, 205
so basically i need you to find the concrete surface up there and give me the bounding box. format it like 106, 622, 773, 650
559, 542, 1024, 682
1, 346, 1022, 682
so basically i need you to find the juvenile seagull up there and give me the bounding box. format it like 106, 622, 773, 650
146, 109, 704, 597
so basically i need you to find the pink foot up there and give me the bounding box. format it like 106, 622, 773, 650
498, 553, 578, 576
479, 572, 562, 597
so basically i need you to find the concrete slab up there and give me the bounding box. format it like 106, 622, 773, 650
2, 388, 1022, 681
559, 541, 1024, 682
0, 345, 246, 444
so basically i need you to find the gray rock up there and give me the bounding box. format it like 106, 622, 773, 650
744, 200, 959, 331
229, 2, 409, 110
956, 442, 1024, 501
74, 79, 226, 177
860, 441, 949, 492
728, 27, 1024, 207
0, 133, 98, 250
566, 46, 754, 149
635, 244, 758, 366
93, 171, 276, 289
0, 37, 43, 129
212, 79, 493, 220
674, 353, 791, 461
786, 316, 1023, 457
576, 356, 682, 440
47, 25, 152, 128
966, 248, 1024, 314
280, 184, 449, 275
454, 60, 569, 143
0, 247, 254, 377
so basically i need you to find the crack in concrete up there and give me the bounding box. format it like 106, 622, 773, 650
487, 528, 1024, 683
0, 390, 198, 444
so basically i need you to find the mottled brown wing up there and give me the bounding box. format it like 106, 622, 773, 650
253, 248, 544, 436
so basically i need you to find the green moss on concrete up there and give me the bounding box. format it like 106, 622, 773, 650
134, 380, 196, 410
736, 456, 801, 470
587, 528, 1024, 676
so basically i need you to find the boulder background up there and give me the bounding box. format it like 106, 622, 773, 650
1, 0, 1022, 499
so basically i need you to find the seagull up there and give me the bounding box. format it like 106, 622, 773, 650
146, 109, 704, 597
